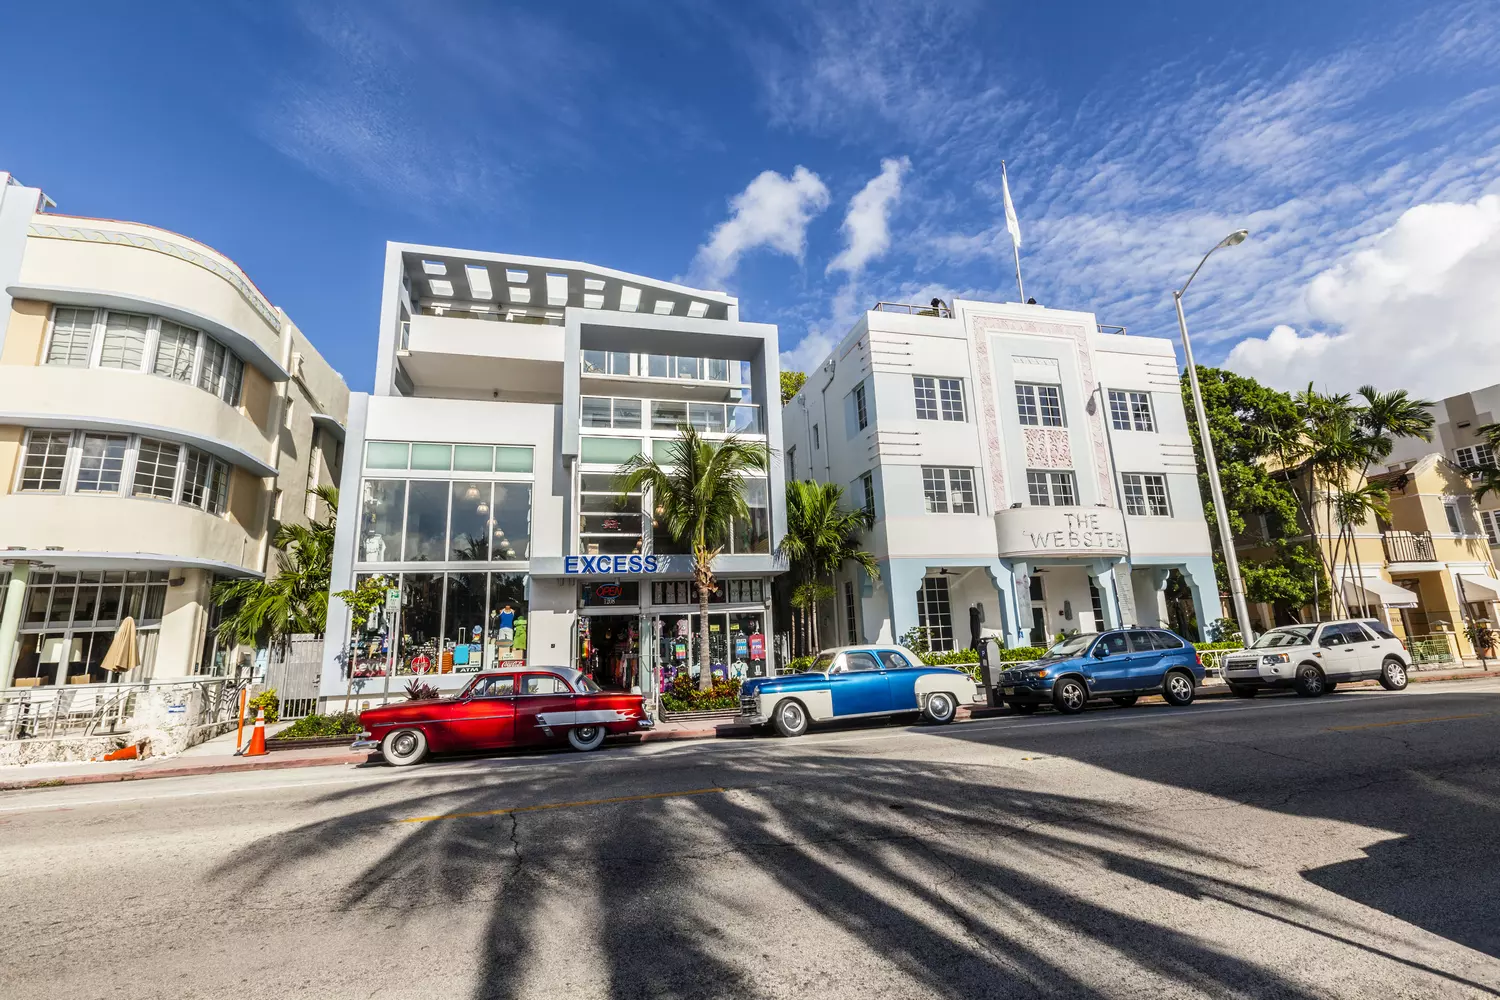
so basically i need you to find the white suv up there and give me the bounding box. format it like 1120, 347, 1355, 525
1220, 619, 1411, 697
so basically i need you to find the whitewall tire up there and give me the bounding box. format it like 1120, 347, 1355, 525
381, 728, 428, 766
568, 725, 607, 751
774, 699, 810, 738
923, 692, 957, 725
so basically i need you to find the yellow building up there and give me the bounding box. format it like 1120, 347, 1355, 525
1245, 452, 1500, 660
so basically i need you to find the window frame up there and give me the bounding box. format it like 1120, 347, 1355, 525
1017, 383, 1065, 427
1121, 472, 1172, 517
917, 575, 955, 652
852, 381, 868, 431
1107, 389, 1155, 432
1025, 469, 1077, 506
17, 429, 74, 493
913, 376, 938, 421
921, 466, 977, 515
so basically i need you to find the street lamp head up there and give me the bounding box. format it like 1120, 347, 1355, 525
1218, 229, 1249, 249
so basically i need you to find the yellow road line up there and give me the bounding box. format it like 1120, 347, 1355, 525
399, 786, 728, 824
1326, 713, 1489, 733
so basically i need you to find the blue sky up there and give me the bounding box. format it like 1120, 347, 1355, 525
4, 1, 1498, 398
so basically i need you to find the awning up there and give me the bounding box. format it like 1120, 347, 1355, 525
1456, 575, 1500, 603
1342, 576, 1419, 608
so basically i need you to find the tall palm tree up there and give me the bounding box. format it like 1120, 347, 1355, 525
778, 479, 877, 655
617, 428, 769, 692
214, 485, 339, 648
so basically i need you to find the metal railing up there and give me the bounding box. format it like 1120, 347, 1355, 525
872, 301, 952, 317
1406, 633, 1457, 667
1097, 324, 1128, 335
0, 677, 248, 742
1195, 647, 1242, 678
1383, 530, 1436, 563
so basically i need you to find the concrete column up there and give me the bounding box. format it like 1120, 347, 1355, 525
0, 561, 30, 688
1177, 557, 1218, 643
880, 559, 928, 645
1012, 560, 1035, 647
1087, 561, 1124, 629
985, 562, 1029, 648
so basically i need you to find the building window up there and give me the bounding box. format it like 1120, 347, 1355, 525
1121, 473, 1171, 516
787, 445, 797, 482
179, 449, 229, 514
1088, 578, 1106, 631
132, 439, 181, 500
844, 581, 858, 644
1108, 390, 1155, 431
860, 471, 876, 518
46, 307, 96, 366
582, 350, 631, 376
922, 467, 977, 514
1444, 498, 1464, 535
812, 424, 820, 449
19, 430, 71, 492
914, 377, 966, 421
99, 312, 149, 370
1456, 444, 1496, 470
1480, 510, 1499, 545
1026, 470, 1077, 506
581, 472, 642, 557
853, 381, 868, 430
75, 433, 129, 493
581, 396, 644, 429
731, 478, 772, 554
917, 576, 954, 651
154, 321, 199, 381
1016, 383, 1064, 427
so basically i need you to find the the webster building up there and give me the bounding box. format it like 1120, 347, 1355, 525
0, 172, 348, 687
782, 298, 1217, 650
320, 244, 784, 712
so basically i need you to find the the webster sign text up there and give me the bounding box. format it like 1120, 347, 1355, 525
1015, 511, 1126, 552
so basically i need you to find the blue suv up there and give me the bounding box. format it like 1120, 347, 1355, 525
998, 628, 1204, 715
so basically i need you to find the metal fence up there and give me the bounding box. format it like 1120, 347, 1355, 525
1406, 633, 1458, 667
265, 634, 324, 720
0, 676, 248, 742
1195, 648, 1242, 678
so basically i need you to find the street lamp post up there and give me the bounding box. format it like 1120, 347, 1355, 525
1175, 229, 1256, 645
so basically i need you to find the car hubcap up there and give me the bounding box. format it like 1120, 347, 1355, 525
1171, 678, 1190, 700
578, 727, 598, 741
932, 696, 951, 718
1063, 686, 1083, 709
1389, 665, 1405, 685
393, 733, 416, 757
783, 705, 803, 729
1304, 671, 1320, 692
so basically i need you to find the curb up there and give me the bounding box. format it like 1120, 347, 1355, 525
0, 751, 371, 792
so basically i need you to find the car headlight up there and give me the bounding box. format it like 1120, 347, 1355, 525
1261, 653, 1289, 665
1034, 669, 1049, 678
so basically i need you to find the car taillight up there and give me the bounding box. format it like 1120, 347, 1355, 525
1195, 651, 1203, 667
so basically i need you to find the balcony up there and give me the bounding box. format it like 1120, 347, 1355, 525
1383, 530, 1437, 565
581, 395, 763, 435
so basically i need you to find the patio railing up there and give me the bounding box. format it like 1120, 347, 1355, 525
0, 677, 249, 742
1406, 633, 1457, 667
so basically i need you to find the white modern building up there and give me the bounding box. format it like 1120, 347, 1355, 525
782, 299, 1217, 651
0, 172, 348, 687
320, 244, 784, 712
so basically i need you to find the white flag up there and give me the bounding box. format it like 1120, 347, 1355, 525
1002, 163, 1022, 248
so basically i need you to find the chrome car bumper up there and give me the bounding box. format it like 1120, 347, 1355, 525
637, 716, 656, 730
350, 738, 381, 751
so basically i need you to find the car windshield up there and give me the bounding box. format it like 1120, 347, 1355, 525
1251, 626, 1314, 648
805, 653, 837, 673
1040, 634, 1095, 660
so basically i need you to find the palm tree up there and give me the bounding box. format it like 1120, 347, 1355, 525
1331, 482, 1391, 608
617, 428, 769, 692
214, 485, 339, 648
778, 479, 877, 655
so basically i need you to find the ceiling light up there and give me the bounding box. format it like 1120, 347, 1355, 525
422, 260, 446, 275
505, 269, 528, 284
464, 485, 480, 500
653, 299, 675, 315
584, 278, 605, 291
465, 265, 493, 300
430, 279, 454, 297
584, 293, 604, 309
546, 273, 569, 306
687, 301, 708, 318
476, 503, 489, 514
510, 287, 532, 304
619, 286, 641, 312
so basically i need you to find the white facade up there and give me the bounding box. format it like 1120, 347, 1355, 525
0, 172, 348, 687
782, 299, 1216, 651
320, 244, 785, 712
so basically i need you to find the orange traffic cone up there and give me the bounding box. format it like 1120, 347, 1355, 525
241, 708, 268, 757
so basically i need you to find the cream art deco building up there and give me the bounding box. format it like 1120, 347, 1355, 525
0, 172, 348, 687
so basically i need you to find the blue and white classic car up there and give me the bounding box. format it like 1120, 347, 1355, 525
736, 646, 980, 737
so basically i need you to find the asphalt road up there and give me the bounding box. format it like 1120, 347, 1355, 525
4, 679, 1500, 1000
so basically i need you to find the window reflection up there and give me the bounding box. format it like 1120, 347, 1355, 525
404, 481, 450, 561
360, 480, 406, 562
450, 482, 491, 560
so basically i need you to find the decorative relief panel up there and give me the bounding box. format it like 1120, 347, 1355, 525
1023, 427, 1072, 468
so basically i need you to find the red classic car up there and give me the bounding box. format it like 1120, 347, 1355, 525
352, 666, 653, 766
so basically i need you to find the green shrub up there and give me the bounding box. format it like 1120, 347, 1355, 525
998, 646, 1046, 662
275, 712, 364, 740
248, 688, 280, 724
661, 675, 742, 713
1192, 641, 1244, 651
786, 656, 816, 673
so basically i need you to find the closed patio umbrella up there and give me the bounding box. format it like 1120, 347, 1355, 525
100, 617, 139, 675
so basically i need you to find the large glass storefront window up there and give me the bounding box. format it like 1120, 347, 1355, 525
580, 473, 641, 556
345, 571, 530, 678
356, 479, 532, 564
10, 570, 166, 685
654, 612, 766, 683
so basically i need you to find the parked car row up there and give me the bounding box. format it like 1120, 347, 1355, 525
353, 619, 1413, 765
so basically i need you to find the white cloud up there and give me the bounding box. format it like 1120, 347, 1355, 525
1225, 194, 1500, 398
688, 167, 830, 287
828, 157, 910, 275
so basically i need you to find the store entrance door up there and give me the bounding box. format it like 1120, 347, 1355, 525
578, 613, 639, 691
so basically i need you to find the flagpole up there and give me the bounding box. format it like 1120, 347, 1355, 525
1002, 160, 1025, 302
